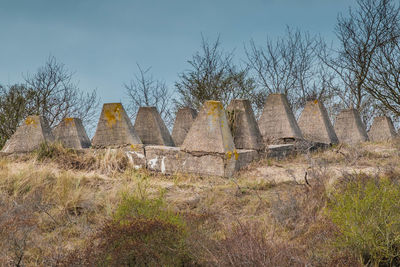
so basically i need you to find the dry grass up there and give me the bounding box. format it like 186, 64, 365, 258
0, 140, 398, 266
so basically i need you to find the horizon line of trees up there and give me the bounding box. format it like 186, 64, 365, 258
1, 0, 400, 149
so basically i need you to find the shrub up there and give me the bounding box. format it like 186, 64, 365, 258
61, 193, 194, 266
328, 174, 400, 266
203, 222, 307, 266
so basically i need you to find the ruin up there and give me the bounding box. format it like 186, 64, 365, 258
298, 100, 338, 144
181, 101, 235, 154
145, 101, 258, 177
92, 103, 142, 148
258, 94, 303, 144
368, 116, 397, 142
134, 107, 175, 146
53, 118, 91, 149
171, 107, 197, 146
1, 115, 54, 153
334, 109, 369, 145
226, 99, 264, 150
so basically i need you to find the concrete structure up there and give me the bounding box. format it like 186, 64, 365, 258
145, 146, 258, 177
171, 107, 197, 146
298, 100, 338, 144
53, 118, 91, 149
258, 94, 303, 144
334, 109, 369, 145
226, 99, 264, 150
179, 101, 239, 176
134, 107, 174, 146
1, 116, 54, 153
92, 103, 142, 148
267, 144, 295, 159
182, 101, 235, 154
368, 116, 397, 142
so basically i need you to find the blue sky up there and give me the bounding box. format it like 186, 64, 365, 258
0, 0, 357, 103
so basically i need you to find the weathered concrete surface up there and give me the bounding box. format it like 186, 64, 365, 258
182, 100, 236, 154
1, 116, 54, 153
258, 94, 303, 144
145, 145, 254, 177
134, 107, 174, 146
298, 100, 338, 144
227, 99, 264, 150
266, 144, 295, 159
235, 149, 259, 170
171, 107, 197, 146
122, 144, 146, 169
334, 109, 369, 145
368, 116, 397, 142
53, 118, 91, 149
92, 103, 142, 148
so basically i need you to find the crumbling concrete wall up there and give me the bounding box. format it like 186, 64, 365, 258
171, 107, 197, 146
227, 99, 264, 150
334, 109, 369, 145
368, 116, 397, 142
1, 116, 54, 153
298, 100, 338, 144
134, 107, 174, 146
258, 94, 303, 144
53, 118, 91, 149
92, 103, 142, 148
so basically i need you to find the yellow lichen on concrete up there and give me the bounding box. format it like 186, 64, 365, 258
25, 117, 38, 127
206, 101, 223, 117
234, 149, 239, 160
104, 103, 122, 127
130, 144, 142, 152
64, 117, 75, 126
226, 149, 238, 161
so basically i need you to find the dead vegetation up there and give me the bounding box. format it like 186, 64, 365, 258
0, 141, 399, 266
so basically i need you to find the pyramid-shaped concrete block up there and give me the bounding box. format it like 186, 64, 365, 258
226, 99, 264, 150
368, 116, 397, 142
53, 118, 91, 149
258, 94, 303, 143
1, 115, 54, 153
171, 107, 197, 146
92, 103, 142, 148
298, 100, 338, 144
134, 107, 174, 146
181, 100, 236, 154
334, 109, 369, 145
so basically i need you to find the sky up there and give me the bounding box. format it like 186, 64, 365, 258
0, 0, 357, 104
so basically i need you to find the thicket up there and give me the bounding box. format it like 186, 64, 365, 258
61, 193, 194, 266
328, 173, 400, 266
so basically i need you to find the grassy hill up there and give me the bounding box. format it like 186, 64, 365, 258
1, 141, 400, 266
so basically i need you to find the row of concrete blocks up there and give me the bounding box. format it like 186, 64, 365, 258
1, 94, 396, 177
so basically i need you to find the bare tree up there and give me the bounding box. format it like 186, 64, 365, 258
124, 64, 173, 127
366, 41, 400, 117
175, 35, 264, 115
320, 0, 400, 125
246, 27, 332, 115
0, 84, 35, 149
24, 56, 99, 130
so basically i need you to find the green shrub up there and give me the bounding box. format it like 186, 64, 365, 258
113, 192, 185, 228
328, 174, 400, 266
62, 193, 193, 266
